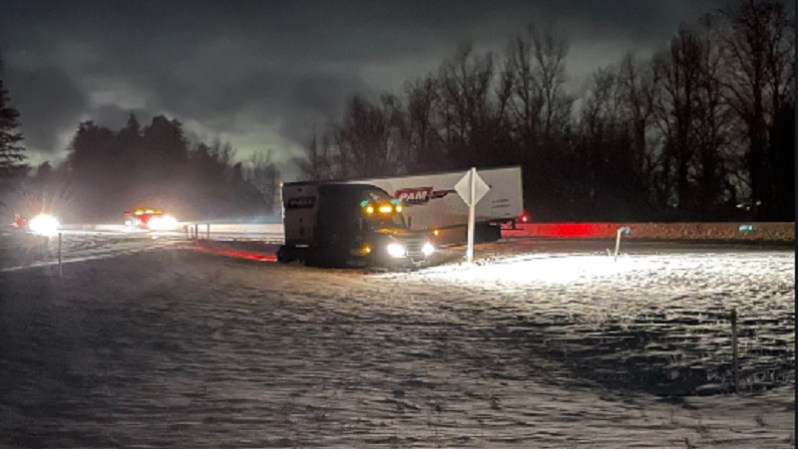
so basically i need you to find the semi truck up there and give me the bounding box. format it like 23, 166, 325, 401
278, 166, 523, 267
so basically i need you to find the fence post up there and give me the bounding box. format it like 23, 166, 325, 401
58, 232, 63, 279
614, 227, 630, 262
194, 223, 199, 241
731, 308, 739, 393
206, 223, 210, 240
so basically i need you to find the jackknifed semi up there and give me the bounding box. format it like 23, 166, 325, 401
277, 166, 523, 267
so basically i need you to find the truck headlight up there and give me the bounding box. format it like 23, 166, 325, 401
386, 243, 406, 258
422, 242, 435, 256
148, 214, 178, 231
29, 214, 60, 236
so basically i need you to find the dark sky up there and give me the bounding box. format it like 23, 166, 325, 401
1, 0, 723, 177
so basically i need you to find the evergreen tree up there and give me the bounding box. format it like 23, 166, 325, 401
0, 79, 26, 179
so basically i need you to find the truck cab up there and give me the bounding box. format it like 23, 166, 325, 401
278, 183, 434, 267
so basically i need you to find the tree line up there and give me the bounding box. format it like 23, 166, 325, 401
294, 0, 794, 221
1, 112, 280, 223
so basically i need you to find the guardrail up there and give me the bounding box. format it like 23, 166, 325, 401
502, 222, 795, 242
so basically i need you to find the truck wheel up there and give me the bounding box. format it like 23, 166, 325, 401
475, 223, 501, 243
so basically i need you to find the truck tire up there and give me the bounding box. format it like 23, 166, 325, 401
475, 223, 501, 243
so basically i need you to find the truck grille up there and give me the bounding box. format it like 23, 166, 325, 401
404, 238, 425, 257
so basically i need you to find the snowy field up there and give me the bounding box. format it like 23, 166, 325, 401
0, 238, 793, 448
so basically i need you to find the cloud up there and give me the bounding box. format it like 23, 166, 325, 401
4, 65, 88, 154
1, 0, 729, 175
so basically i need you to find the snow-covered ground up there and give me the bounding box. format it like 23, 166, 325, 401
0, 223, 281, 271
0, 239, 793, 448
0, 229, 184, 271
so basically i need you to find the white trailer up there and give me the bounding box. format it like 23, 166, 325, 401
347, 165, 523, 244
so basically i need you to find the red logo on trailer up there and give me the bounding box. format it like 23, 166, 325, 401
394, 187, 457, 205
395, 187, 432, 204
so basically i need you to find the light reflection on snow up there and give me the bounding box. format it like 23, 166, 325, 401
424, 254, 661, 285
420, 251, 794, 288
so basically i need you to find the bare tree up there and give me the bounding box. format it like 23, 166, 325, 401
404, 74, 443, 171
294, 131, 335, 181
333, 94, 407, 178
503, 25, 573, 154
718, 0, 795, 217
247, 149, 280, 211
437, 43, 495, 167
652, 26, 705, 212
500, 24, 574, 219
617, 53, 657, 193
577, 68, 621, 204
692, 15, 737, 215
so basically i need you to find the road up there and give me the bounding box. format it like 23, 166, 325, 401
0, 223, 284, 271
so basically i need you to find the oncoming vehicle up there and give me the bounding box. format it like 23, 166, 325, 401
11, 213, 28, 230
11, 212, 60, 236
124, 208, 179, 231
278, 183, 435, 268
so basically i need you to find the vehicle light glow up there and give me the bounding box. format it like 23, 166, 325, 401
378, 204, 393, 214
147, 214, 178, 231
351, 243, 372, 256
422, 242, 435, 256
386, 243, 406, 258
29, 214, 60, 236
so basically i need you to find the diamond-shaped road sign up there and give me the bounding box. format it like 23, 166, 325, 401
454, 169, 490, 207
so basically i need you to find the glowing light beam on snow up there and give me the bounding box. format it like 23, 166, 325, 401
424, 255, 660, 285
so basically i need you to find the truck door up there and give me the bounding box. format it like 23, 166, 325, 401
316, 186, 360, 248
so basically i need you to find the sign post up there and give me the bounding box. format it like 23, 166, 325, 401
58, 232, 63, 279
455, 167, 490, 263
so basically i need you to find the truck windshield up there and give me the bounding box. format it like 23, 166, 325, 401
361, 189, 406, 229
365, 212, 405, 229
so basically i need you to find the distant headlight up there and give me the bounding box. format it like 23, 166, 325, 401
386, 243, 406, 258
147, 214, 178, 231
29, 214, 60, 236
422, 242, 435, 256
